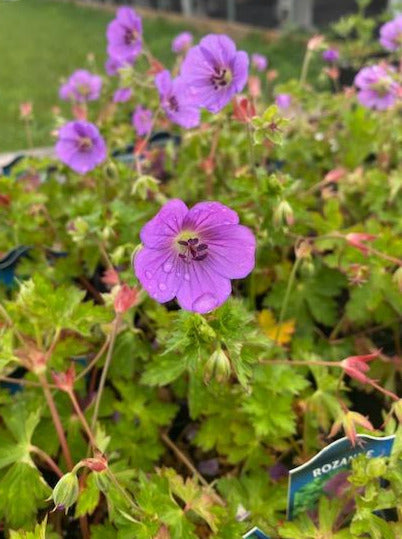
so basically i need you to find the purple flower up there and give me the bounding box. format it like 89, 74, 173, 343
275, 93, 292, 109
55, 121, 107, 174
113, 87, 132, 103
354, 65, 399, 110
172, 31, 193, 53
155, 70, 200, 128
133, 199, 256, 313
322, 48, 339, 63
107, 7, 142, 62
251, 53, 268, 72
59, 70, 102, 103
180, 34, 249, 113
379, 15, 402, 52
132, 105, 153, 136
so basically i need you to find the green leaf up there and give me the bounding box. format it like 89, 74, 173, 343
75, 473, 101, 517
0, 462, 51, 528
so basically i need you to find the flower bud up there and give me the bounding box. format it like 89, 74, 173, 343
114, 284, 140, 313
204, 348, 231, 383
82, 454, 108, 472
52, 472, 79, 512
273, 200, 294, 227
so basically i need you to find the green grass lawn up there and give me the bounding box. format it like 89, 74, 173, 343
0, 0, 313, 151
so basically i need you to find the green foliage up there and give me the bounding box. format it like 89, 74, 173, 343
0, 3, 400, 537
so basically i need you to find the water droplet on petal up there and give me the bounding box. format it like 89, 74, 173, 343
192, 293, 218, 313
145, 271, 152, 279
163, 262, 172, 273
159, 283, 167, 291
184, 273, 190, 281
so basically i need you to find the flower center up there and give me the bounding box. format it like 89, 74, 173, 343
124, 28, 138, 45
176, 235, 208, 263
168, 96, 179, 112
371, 78, 391, 97
78, 137, 93, 151
211, 68, 232, 90
78, 84, 91, 97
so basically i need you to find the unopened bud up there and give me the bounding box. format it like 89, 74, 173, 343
52, 472, 79, 512
82, 454, 108, 472
273, 200, 294, 227
295, 240, 312, 259
204, 348, 231, 383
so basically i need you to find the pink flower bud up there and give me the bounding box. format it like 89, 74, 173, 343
82, 454, 108, 472
52, 365, 76, 392
340, 351, 380, 384
323, 167, 347, 184
345, 233, 377, 255
114, 284, 140, 313
19, 102, 33, 119
307, 34, 325, 51
248, 75, 261, 98
102, 268, 120, 287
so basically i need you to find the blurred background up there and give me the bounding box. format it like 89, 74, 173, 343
0, 0, 399, 151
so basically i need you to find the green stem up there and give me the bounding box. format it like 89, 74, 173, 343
37, 372, 73, 470
300, 50, 312, 86
90, 315, 121, 432
274, 256, 302, 345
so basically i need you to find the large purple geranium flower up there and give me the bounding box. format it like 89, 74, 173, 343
155, 70, 200, 129
55, 121, 107, 174
354, 65, 399, 110
180, 34, 249, 113
59, 70, 102, 103
133, 199, 256, 314
379, 15, 402, 52
107, 7, 142, 62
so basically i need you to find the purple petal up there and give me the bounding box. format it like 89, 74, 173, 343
203, 224, 256, 279
140, 199, 188, 249
183, 201, 239, 231
175, 261, 231, 313
134, 247, 180, 303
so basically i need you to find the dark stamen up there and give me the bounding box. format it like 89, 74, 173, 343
177, 236, 208, 263
194, 254, 208, 261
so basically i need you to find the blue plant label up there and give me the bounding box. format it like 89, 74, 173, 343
287, 434, 395, 520
242, 526, 271, 538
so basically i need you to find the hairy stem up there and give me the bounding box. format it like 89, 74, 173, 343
29, 445, 63, 478
68, 390, 98, 449
90, 315, 121, 432
37, 372, 74, 470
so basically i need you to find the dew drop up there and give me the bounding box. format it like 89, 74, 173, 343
163, 262, 173, 273
145, 270, 152, 279
184, 273, 190, 281
192, 293, 218, 313
159, 283, 167, 291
